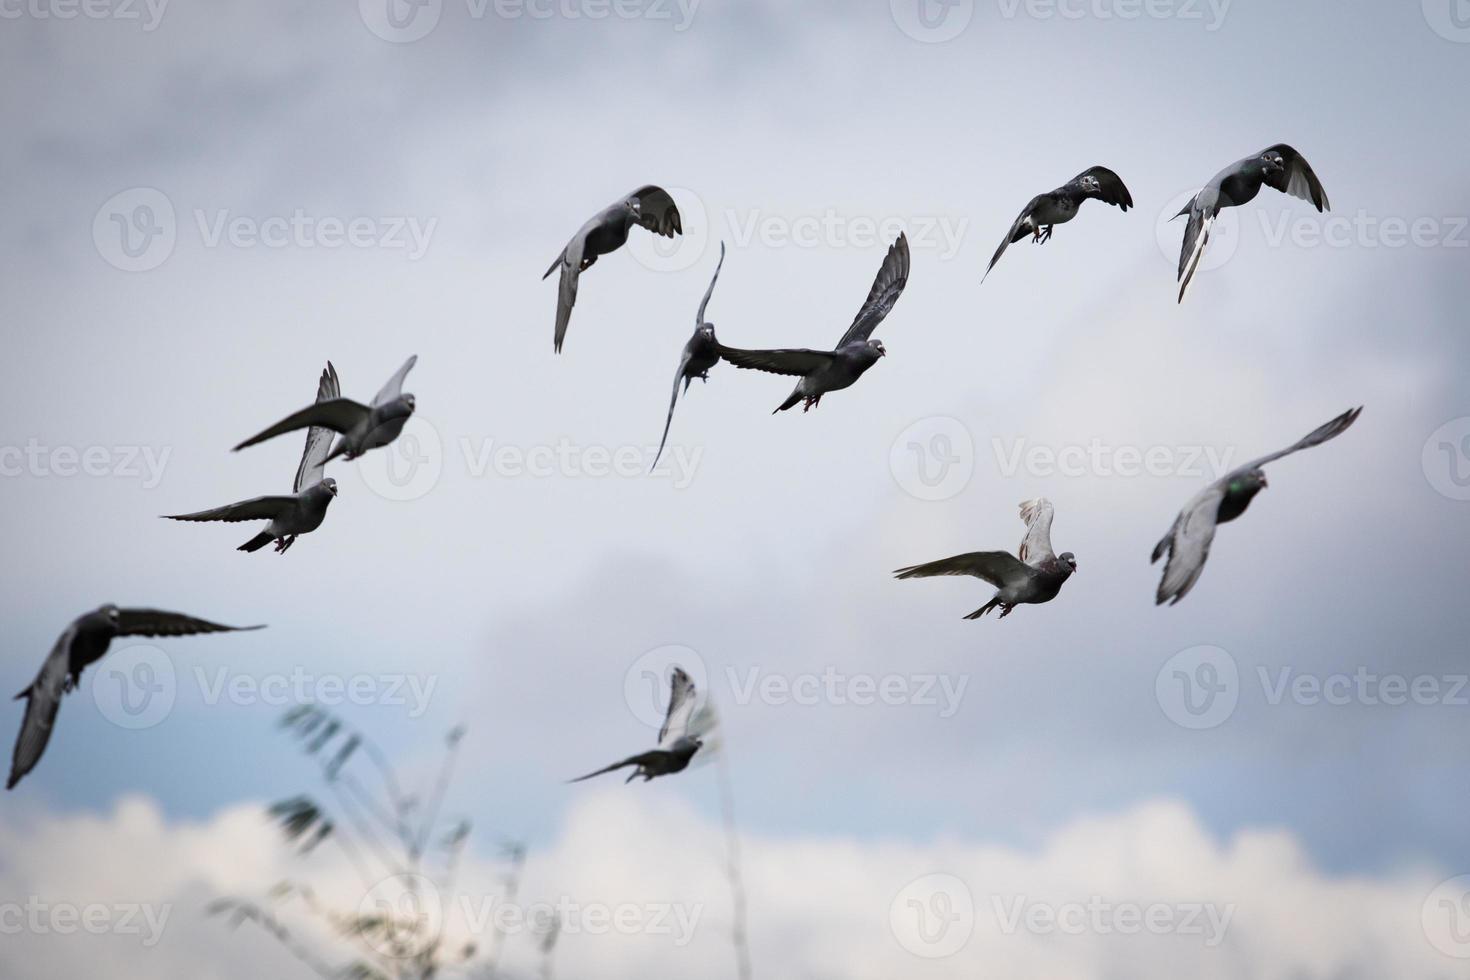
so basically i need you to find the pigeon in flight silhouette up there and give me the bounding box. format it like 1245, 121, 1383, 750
652, 242, 725, 472
570, 667, 703, 784
984, 166, 1133, 280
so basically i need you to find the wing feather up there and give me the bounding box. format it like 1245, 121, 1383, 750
1016, 498, 1057, 565
163, 496, 296, 523
1234, 406, 1362, 475
115, 608, 263, 637
372, 355, 418, 407
1262, 144, 1329, 212
628, 185, 682, 238
657, 667, 697, 747
894, 551, 1035, 589
717, 345, 833, 377
233, 399, 370, 452
295, 362, 340, 492
838, 233, 910, 348
7, 629, 74, 790
1153, 486, 1225, 605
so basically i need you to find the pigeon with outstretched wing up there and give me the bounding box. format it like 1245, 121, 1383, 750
984, 165, 1133, 280
652, 242, 726, 471
569, 667, 704, 784
233, 356, 417, 462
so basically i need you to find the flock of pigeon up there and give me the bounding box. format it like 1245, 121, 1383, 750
9, 143, 1361, 790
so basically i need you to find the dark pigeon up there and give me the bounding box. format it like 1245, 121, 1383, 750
652, 242, 725, 472
569, 667, 702, 784
233, 356, 417, 462
1152, 407, 1362, 605
984, 166, 1133, 280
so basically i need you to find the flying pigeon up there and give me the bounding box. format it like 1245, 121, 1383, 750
569, 667, 703, 784
543, 185, 683, 353
165, 363, 342, 553
1175, 143, 1329, 301
894, 498, 1076, 620
718, 233, 909, 413
8, 605, 262, 790
1152, 407, 1361, 605
652, 242, 725, 472
233, 356, 418, 462
984, 166, 1133, 280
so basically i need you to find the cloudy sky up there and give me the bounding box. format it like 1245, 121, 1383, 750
2, 0, 1469, 976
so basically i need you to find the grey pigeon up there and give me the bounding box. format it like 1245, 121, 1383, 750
1152, 407, 1361, 605
1175, 143, 1329, 301
718, 233, 909, 413
233, 356, 418, 461
570, 667, 702, 784
651, 242, 725, 471
984, 166, 1133, 280
8, 605, 262, 790
543, 185, 683, 353
895, 498, 1076, 620
166, 363, 342, 553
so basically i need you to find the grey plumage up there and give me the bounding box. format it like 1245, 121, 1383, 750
652, 242, 725, 472
569, 667, 703, 784
8, 605, 262, 790
1175, 143, 1329, 302
1151, 407, 1362, 605
234, 356, 417, 462
984, 165, 1133, 280
894, 498, 1077, 620
167, 363, 344, 553
718, 233, 910, 413
543, 185, 683, 353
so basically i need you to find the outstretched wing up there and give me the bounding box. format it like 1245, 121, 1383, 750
1262, 144, 1329, 212
7, 628, 74, 790
894, 551, 1036, 590
1176, 187, 1221, 303
657, 667, 698, 747
233, 399, 370, 452
553, 235, 583, 354
717, 345, 834, 377
163, 496, 297, 523
296, 362, 340, 492
1151, 485, 1225, 606
372, 355, 418, 407
837, 233, 910, 348
116, 608, 264, 637
1016, 498, 1057, 565
1073, 165, 1133, 209
696, 242, 726, 327
1234, 406, 1362, 476
652, 347, 692, 473
567, 754, 641, 783
628, 185, 682, 238
983, 200, 1040, 282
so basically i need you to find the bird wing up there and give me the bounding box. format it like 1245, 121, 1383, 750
115, 608, 264, 637
1233, 406, 1362, 476
657, 667, 698, 747
1261, 144, 1329, 212
652, 346, 693, 473
553, 235, 583, 354
1073, 165, 1133, 209
233, 398, 371, 451
893, 551, 1037, 589
717, 345, 834, 377
567, 754, 641, 783
696, 241, 726, 327
1176, 187, 1221, 302
163, 496, 297, 523
7, 627, 75, 790
372, 355, 418, 408
628, 185, 683, 238
982, 199, 1042, 282
837, 233, 910, 347
1152, 485, 1225, 605
295, 362, 341, 492
1016, 498, 1057, 565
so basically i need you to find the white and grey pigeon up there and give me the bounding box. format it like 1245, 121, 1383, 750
165, 362, 342, 553
1152, 407, 1361, 605
543, 185, 683, 353
717, 233, 909, 413
8, 605, 262, 790
233, 355, 418, 462
569, 667, 703, 784
1175, 143, 1329, 302
984, 165, 1133, 280
651, 242, 725, 471
894, 498, 1077, 620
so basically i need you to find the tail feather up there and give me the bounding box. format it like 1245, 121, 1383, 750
774, 391, 803, 413
238, 532, 275, 553
542, 253, 563, 280
964, 598, 1002, 620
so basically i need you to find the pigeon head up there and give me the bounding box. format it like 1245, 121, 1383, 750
698, 323, 715, 337
322, 478, 339, 496
1060, 552, 1077, 573
1228, 469, 1268, 498
870, 339, 887, 357
1261, 151, 1286, 175
625, 197, 643, 221
1080, 174, 1102, 194
98, 604, 122, 626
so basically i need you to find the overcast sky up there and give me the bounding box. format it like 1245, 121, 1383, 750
2, 0, 1469, 977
